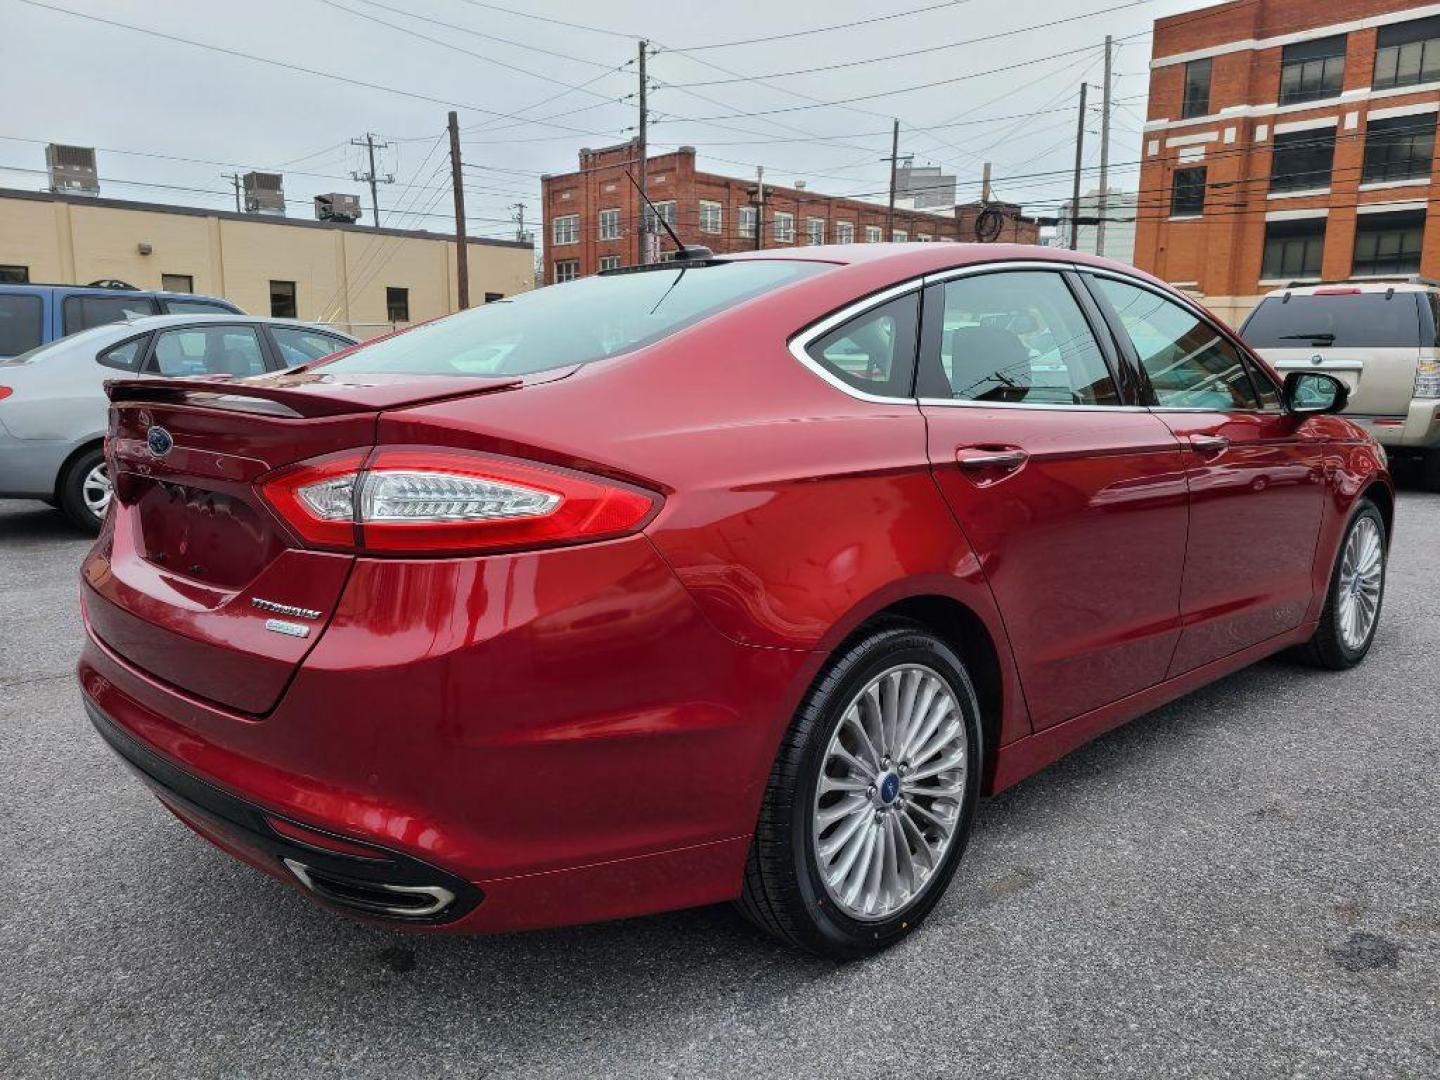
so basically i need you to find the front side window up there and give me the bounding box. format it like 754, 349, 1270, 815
1171, 166, 1207, 216
553, 214, 579, 245
806, 217, 825, 244
269, 280, 297, 319
1374, 15, 1440, 90
1279, 35, 1346, 105
0, 294, 43, 355
1182, 58, 1212, 119
61, 293, 159, 334
773, 212, 795, 243
1270, 128, 1336, 192
597, 208, 621, 241
321, 260, 829, 378
1363, 114, 1437, 183
1091, 277, 1259, 410
554, 259, 579, 283
150, 326, 266, 377
864, 225, 883, 243
920, 270, 1119, 406
835, 221, 855, 244
1353, 210, 1425, 277
805, 293, 919, 397
270, 326, 349, 367
1262, 217, 1326, 280
699, 201, 722, 234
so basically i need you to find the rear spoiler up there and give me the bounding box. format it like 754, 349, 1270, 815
105, 371, 524, 419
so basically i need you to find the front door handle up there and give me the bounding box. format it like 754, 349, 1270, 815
1190, 434, 1229, 456
956, 447, 1028, 472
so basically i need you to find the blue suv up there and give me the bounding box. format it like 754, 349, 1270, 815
0, 281, 242, 359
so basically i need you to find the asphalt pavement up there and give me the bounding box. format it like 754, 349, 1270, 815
2, 483, 1437, 1079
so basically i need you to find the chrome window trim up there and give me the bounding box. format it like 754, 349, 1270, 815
918, 397, 1151, 412
786, 279, 926, 405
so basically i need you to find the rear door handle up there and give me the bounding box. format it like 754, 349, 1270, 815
955, 447, 1029, 472
1190, 435, 1229, 456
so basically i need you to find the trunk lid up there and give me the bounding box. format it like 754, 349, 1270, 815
83, 370, 522, 714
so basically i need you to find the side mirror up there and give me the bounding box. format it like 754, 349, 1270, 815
1284, 371, 1349, 415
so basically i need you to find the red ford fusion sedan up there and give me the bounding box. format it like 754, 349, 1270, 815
77, 244, 1391, 959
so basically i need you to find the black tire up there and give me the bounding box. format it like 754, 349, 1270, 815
1294, 499, 1387, 670
57, 446, 108, 534
1421, 450, 1440, 493
737, 621, 983, 960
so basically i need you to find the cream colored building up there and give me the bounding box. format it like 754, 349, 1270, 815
0, 188, 534, 337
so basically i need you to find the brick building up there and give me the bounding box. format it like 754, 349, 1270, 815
540, 143, 1037, 283
1135, 0, 1440, 326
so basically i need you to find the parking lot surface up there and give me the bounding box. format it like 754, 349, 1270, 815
2, 488, 1437, 1080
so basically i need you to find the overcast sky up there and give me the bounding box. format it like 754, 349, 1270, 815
1, 0, 1213, 238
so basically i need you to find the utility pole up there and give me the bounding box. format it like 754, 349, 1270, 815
753, 165, 765, 251
512, 202, 527, 243
981, 162, 993, 204
447, 111, 469, 311
1097, 35, 1113, 256
886, 119, 899, 241
350, 132, 394, 228
1070, 83, 1087, 251
637, 39, 649, 266
221, 172, 241, 213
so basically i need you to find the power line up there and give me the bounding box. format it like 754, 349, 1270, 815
667, 0, 980, 52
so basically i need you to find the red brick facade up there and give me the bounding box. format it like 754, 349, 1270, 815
540, 143, 1038, 282
1135, 0, 1440, 324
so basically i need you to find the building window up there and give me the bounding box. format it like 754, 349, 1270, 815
484, 292, 504, 302
699, 201, 722, 234
835, 221, 855, 244
643, 200, 676, 235
161, 273, 193, 293
598, 255, 622, 271
1278, 35, 1346, 106
773, 212, 794, 243
1261, 217, 1326, 280
805, 217, 825, 245
738, 205, 757, 239
1181, 58, 1211, 119
864, 225, 883, 243
0, 265, 30, 283
597, 208, 621, 241
1374, 15, 1440, 91
552, 214, 579, 246
1270, 128, 1336, 192
386, 287, 409, 323
892, 229, 909, 242
1171, 166, 1207, 216
1353, 210, 1425, 277
554, 259, 580, 283
269, 280, 297, 319
916, 233, 933, 242
1363, 114, 1437, 183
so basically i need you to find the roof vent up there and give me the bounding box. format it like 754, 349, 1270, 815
242, 171, 286, 215
45, 144, 99, 196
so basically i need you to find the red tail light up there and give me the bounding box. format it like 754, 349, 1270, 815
0, 386, 13, 401
259, 446, 658, 555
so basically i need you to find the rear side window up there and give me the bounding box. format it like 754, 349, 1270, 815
1093, 277, 1259, 410
1241, 292, 1422, 348
150, 326, 266, 377
98, 335, 148, 372
0, 294, 43, 355
318, 261, 830, 377
805, 294, 919, 397
164, 298, 239, 316
63, 293, 159, 333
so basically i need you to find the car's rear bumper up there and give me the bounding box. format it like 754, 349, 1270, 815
1350, 399, 1440, 451
0, 429, 71, 498
77, 534, 816, 932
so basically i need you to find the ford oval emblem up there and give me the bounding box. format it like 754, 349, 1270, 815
146, 426, 174, 457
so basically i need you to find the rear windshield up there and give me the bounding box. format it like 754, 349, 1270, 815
317, 260, 830, 377
1242, 292, 1422, 349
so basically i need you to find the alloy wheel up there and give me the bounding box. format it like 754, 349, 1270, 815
81, 463, 112, 520
1336, 515, 1383, 652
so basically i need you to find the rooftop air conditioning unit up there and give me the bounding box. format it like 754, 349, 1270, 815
46, 144, 99, 196
314, 192, 361, 223
243, 171, 286, 215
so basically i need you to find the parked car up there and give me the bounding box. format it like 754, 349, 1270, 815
1242, 279, 1440, 489
0, 315, 355, 530
76, 245, 1391, 959
0, 281, 242, 359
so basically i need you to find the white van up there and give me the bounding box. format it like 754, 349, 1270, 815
1242, 280, 1440, 489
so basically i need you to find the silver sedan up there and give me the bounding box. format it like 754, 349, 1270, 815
0, 314, 356, 531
